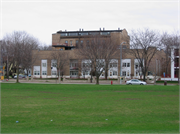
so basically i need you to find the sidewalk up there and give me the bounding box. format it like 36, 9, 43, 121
0, 78, 121, 85
0, 78, 178, 85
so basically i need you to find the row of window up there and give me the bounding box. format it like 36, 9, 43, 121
65, 40, 73, 46
39, 62, 137, 70
34, 71, 55, 75
61, 32, 110, 37
122, 63, 130, 67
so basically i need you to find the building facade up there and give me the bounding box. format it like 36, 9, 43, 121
171, 48, 179, 80
32, 28, 172, 80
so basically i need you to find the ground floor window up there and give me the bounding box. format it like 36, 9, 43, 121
174, 69, 179, 78
122, 71, 126, 76
34, 71, 40, 75
127, 70, 130, 76
70, 71, 78, 76
113, 71, 117, 75
42, 71, 47, 75
52, 71, 57, 75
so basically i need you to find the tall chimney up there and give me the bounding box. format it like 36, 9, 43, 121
79, 28, 81, 31
118, 28, 120, 30
103, 28, 105, 31
100, 28, 101, 31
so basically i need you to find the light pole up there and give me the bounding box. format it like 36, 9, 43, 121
120, 42, 126, 84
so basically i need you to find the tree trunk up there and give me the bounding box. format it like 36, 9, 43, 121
96, 75, 99, 85
58, 69, 60, 84
105, 67, 108, 80
16, 67, 19, 83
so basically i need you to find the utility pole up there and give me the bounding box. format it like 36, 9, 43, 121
120, 42, 126, 84
154, 59, 157, 85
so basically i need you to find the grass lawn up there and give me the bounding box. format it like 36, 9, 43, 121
1, 83, 179, 133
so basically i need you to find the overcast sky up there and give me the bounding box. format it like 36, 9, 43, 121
0, 0, 179, 45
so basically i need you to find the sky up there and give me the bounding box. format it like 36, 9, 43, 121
0, 0, 179, 46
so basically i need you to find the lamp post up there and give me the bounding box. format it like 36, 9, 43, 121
120, 42, 126, 84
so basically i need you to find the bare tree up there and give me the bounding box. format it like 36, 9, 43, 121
2, 31, 40, 83
128, 28, 161, 81
78, 35, 118, 84
51, 50, 69, 83
22, 36, 39, 77
1, 40, 14, 79
39, 45, 53, 50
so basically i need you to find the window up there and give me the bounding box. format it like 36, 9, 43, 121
71, 63, 77, 67
70, 40, 72, 46
52, 71, 57, 75
69, 33, 78, 36
136, 71, 139, 76
65, 40, 68, 44
52, 63, 56, 67
101, 32, 110, 35
34, 71, 40, 75
122, 63, 126, 67
127, 63, 130, 67
76, 40, 79, 48
85, 71, 89, 75
42, 71, 47, 75
81, 32, 88, 36
122, 71, 126, 76
80, 40, 83, 47
110, 63, 117, 68
71, 71, 78, 76
90, 32, 99, 35
127, 70, 130, 76
60, 33, 67, 36
82, 63, 89, 68
110, 72, 112, 76
102, 72, 105, 76
113, 71, 117, 75
135, 64, 138, 69
42, 63, 46, 67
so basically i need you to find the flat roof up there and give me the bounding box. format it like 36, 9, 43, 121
55, 29, 123, 34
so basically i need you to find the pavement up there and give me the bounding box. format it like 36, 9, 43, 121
0, 78, 178, 86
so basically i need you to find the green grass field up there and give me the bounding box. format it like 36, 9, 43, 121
1, 83, 179, 133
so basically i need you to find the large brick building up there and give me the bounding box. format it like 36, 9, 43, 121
32, 28, 172, 79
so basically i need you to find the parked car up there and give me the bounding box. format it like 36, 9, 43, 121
126, 79, 147, 85
14, 74, 27, 79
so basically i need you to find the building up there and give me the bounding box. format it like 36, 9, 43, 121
32, 28, 170, 80
171, 48, 179, 80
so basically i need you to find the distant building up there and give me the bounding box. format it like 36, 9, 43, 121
171, 48, 179, 80
32, 28, 171, 80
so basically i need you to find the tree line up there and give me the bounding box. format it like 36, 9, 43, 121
0, 28, 179, 84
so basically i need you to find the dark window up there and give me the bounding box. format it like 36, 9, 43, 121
65, 40, 68, 45
80, 40, 83, 48
122, 63, 126, 67
70, 40, 72, 46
